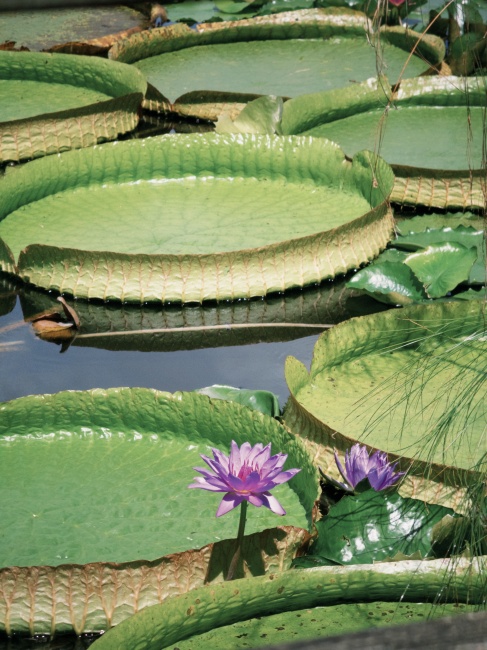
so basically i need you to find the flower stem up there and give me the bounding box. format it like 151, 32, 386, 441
226, 500, 248, 581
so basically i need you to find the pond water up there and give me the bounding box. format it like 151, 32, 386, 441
0, 278, 384, 407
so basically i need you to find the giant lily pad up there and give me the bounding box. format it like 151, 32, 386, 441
0, 50, 146, 162
90, 557, 485, 649
0, 387, 316, 568
0, 134, 394, 303
0, 6, 147, 52
283, 300, 486, 506
280, 75, 486, 209
0, 526, 310, 637
0, 387, 317, 635
166, 602, 479, 650
108, 9, 443, 121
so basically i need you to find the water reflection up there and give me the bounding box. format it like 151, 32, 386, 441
0, 274, 386, 406
18, 278, 382, 352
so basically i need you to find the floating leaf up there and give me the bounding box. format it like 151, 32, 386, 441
454, 287, 487, 300
90, 557, 485, 649
396, 212, 484, 236
309, 489, 456, 565
0, 388, 317, 569
168, 601, 480, 650
468, 238, 486, 285
283, 299, 487, 508
395, 226, 484, 252
404, 243, 478, 298
346, 261, 427, 305
216, 95, 283, 134
195, 385, 280, 417
372, 248, 409, 264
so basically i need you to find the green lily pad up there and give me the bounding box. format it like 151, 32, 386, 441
196, 385, 281, 417
280, 75, 485, 209
166, 1, 221, 24
109, 9, 442, 117
89, 556, 486, 649
454, 287, 487, 301
0, 50, 146, 162
310, 490, 455, 565
0, 134, 394, 303
0, 6, 147, 52
0, 387, 317, 569
283, 300, 487, 498
404, 243, 478, 298
395, 226, 484, 251
346, 260, 428, 305
172, 601, 479, 649
396, 213, 485, 236
301, 102, 485, 171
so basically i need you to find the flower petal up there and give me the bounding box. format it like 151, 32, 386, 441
225, 474, 246, 492
229, 440, 243, 474
334, 450, 350, 486
212, 448, 230, 472
216, 492, 244, 517
260, 467, 301, 490
249, 443, 271, 466
259, 491, 286, 516
188, 477, 227, 492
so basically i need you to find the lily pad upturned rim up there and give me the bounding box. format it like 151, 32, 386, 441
0, 525, 311, 637
108, 10, 443, 120
0, 50, 147, 162
279, 75, 486, 209
283, 299, 486, 487
280, 75, 486, 137
108, 8, 371, 66
0, 133, 395, 304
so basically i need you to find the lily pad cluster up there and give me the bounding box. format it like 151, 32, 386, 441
0, 4, 485, 648
347, 212, 486, 305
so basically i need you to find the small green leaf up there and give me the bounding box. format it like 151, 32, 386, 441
347, 261, 428, 305
396, 212, 484, 236
195, 385, 280, 417
404, 243, 478, 298
468, 239, 486, 285
454, 287, 487, 301
372, 248, 409, 264
395, 226, 484, 252
310, 490, 455, 565
166, 1, 221, 23
216, 95, 283, 135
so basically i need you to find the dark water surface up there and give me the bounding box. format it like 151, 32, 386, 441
0, 278, 384, 406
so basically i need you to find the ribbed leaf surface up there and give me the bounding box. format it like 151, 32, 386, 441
0, 134, 394, 303
0, 51, 146, 162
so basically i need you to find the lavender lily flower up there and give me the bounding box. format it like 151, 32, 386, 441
334, 444, 405, 492
189, 440, 300, 517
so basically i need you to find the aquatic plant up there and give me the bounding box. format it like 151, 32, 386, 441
189, 440, 300, 517
334, 443, 405, 491
190, 440, 300, 580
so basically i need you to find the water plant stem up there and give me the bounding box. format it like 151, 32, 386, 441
226, 500, 248, 581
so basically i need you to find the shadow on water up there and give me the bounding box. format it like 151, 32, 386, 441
0, 273, 387, 406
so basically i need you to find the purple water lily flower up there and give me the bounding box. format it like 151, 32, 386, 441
389, 0, 406, 6
334, 444, 405, 491
189, 441, 300, 517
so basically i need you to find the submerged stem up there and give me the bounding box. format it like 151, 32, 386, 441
226, 500, 248, 581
